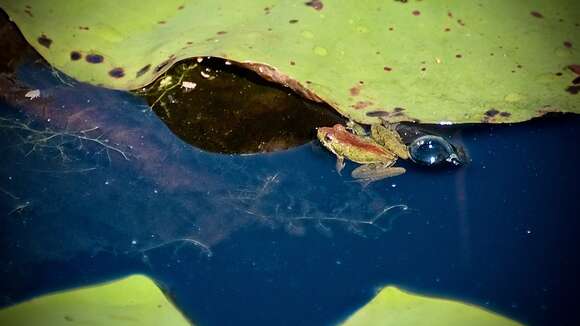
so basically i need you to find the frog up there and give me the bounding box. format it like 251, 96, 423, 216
316, 121, 410, 183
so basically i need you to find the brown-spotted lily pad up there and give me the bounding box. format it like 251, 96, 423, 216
1, 0, 578, 124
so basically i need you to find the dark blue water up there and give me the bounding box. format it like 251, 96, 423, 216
1, 61, 579, 326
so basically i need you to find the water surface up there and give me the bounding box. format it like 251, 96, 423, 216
1, 60, 579, 326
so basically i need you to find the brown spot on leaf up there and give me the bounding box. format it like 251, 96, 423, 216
349, 85, 361, 96
217, 31, 227, 35
37, 34, 52, 48
456, 19, 465, 26
136, 64, 151, 77
485, 109, 499, 117
290, 61, 296, 65
421, 67, 426, 71
447, 11, 453, 18
482, 109, 511, 122
158, 21, 166, 24
154, 56, 176, 73
178, 5, 184, 10
530, 11, 543, 18
79, 26, 90, 30
568, 64, 580, 75
555, 72, 563, 76
536, 107, 560, 117
289, 19, 299, 24
384, 66, 392, 72
24, 9, 33, 17
70, 51, 82, 61
455, 54, 462, 58
305, 0, 323, 11
564, 41, 573, 48
352, 101, 373, 110
109, 67, 125, 78
412, 10, 420, 16
85, 54, 104, 63
388, 27, 394, 31
186, 41, 193, 45
444, 27, 451, 32
566, 85, 580, 94
366, 111, 390, 118
366, 107, 412, 122
573, 77, 580, 85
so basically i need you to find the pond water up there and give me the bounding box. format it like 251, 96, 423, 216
1, 61, 580, 326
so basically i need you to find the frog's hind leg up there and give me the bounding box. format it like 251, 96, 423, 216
351, 164, 406, 186
371, 124, 410, 160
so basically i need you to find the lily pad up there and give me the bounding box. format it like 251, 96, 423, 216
0, 275, 192, 326
1, 0, 578, 123
341, 286, 522, 326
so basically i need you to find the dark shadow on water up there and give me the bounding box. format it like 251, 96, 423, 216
139, 57, 343, 154
1, 59, 580, 326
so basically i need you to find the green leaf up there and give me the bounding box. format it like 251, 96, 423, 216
1, 0, 578, 123
341, 286, 522, 326
0, 275, 192, 326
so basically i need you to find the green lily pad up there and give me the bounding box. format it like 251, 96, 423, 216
341, 286, 523, 326
1, 0, 578, 124
0, 275, 192, 326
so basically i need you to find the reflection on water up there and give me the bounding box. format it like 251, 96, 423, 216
1, 62, 580, 326
0, 61, 407, 263
139, 58, 343, 154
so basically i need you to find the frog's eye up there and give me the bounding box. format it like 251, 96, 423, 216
324, 134, 334, 142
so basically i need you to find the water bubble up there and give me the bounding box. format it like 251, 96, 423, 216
409, 135, 462, 166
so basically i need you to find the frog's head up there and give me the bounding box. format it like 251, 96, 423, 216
316, 124, 350, 154
317, 126, 337, 149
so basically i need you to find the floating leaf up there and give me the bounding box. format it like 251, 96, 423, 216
341, 286, 522, 326
0, 275, 192, 326
1, 0, 578, 123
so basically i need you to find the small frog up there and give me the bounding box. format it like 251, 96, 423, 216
317, 122, 409, 183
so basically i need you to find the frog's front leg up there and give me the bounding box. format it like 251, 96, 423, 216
335, 156, 345, 175
351, 163, 406, 184
346, 120, 368, 137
